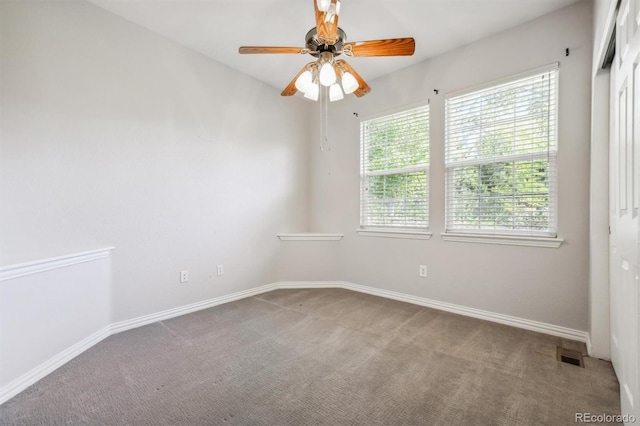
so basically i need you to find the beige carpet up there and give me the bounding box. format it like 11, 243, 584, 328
0, 288, 620, 425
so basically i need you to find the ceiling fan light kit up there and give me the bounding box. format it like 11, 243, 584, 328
304, 82, 320, 101
238, 0, 415, 102
319, 53, 337, 86
294, 68, 314, 92
340, 71, 359, 95
329, 83, 344, 102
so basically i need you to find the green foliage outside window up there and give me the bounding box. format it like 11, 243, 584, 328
361, 106, 429, 228
446, 70, 556, 234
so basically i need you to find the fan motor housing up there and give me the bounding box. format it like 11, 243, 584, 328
305, 27, 346, 56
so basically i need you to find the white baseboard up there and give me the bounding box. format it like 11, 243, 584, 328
275, 281, 588, 342
1, 279, 588, 406
0, 326, 111, 405
110, 283, 279, 334
0, 285, 278, 406
586, 333, 593, 355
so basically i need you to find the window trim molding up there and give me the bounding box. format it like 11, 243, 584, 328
356, 228, 432, 240
441, 232, 563, 248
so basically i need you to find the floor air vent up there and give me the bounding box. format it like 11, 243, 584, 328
556, 347, 584, 368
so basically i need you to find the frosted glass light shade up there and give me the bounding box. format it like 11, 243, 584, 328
295, 70, 313, 93
319, 63, 337, 87
341, 71, 358, 94
304, 82, 319, 101
329, 83, 344, 102
317, 0, 330, 12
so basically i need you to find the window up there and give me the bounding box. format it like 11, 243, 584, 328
360, 104, 429, 230
445, 66, 558, 236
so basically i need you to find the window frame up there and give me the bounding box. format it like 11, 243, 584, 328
443, 64, 561, 241
358, 102, 431, 235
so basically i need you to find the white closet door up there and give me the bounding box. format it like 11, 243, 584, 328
610, 0, 640, 420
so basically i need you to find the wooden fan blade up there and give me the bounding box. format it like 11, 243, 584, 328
344, 38, 415, 57
281, 62, 316, 96
314, 0, 340, 43
314, 0, 329, 41
335, 60, 371, 97
325, 0, 340, 43
239, 46, 304, 54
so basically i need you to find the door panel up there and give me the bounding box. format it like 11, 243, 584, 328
611, 0, 640, 419
620, 81, 628, 212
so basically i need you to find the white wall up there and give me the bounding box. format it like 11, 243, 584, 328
275, 116, 342, 282
299, 1, 594, 331
0, 1, 311, 323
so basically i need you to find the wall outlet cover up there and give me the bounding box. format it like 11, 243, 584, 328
419, 265, 427, 278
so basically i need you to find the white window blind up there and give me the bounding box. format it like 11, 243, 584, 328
445, 66, 558, 236
360, 105, 429, 229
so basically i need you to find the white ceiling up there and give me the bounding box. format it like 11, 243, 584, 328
89, 0, 581, 92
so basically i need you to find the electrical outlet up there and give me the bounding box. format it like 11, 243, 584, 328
180, 270, 189, 283
419, 265, 427, 278
217, 265, 224, 276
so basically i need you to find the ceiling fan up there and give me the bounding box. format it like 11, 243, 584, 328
238, 0, 415, 101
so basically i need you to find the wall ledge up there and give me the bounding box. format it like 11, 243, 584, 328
277, 233, 344, 241
0, 247, 115, 282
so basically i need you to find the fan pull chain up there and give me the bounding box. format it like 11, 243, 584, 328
319, 86, 329, 151
319, 87, 323, 151
324, 86, 329, 147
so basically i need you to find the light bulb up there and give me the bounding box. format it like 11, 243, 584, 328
329, 83, 344, 102
304, 82, 319, 101
319, 62, 337, 87
317, 0, 330, 12
295, 70, 313, 93
335, 1, 341, 15
341, 71, 359, 94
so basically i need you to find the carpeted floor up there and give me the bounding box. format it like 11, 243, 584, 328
0, 288, 620, 425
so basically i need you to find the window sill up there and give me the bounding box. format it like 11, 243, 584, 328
356, 228, 432, 240
440, 232, 563, 248
277, 233, 344, 241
